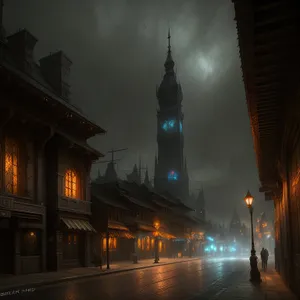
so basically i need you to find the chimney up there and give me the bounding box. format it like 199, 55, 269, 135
39, 51, 72, 101
6, 29, 38, 73
0, 0, 6, 43
0, 0, 3, 27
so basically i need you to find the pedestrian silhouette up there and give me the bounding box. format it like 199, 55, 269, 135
260, 248, 266, 270
264, 248, 269, 270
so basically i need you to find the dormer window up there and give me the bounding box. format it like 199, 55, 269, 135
64, 169, 78, 199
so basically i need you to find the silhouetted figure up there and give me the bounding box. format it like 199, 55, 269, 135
264, 248, 269, 270
260, 248, 266, 270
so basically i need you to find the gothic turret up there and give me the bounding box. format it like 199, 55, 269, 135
95, 162, 118, 184
127, 164, 141, 185
156, 29, 183, 109
144, 166, 152, 189
196, 187, 206, 220
154, 29, 189, 202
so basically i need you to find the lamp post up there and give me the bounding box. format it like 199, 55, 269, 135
244, 190, 261, 283
154, 221, 160, 263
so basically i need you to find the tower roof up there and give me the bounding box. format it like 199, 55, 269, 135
144, 166, 152, 189
126, 164, 141, 185
164, 28, 175, 73
104, 161, 118, 182
156, 29, 182, 107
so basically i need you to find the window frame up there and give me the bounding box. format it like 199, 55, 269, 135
64, 168, 80, 199
2, 137, 20, 195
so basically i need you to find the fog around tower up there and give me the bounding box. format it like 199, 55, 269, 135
3, 0, 273, 223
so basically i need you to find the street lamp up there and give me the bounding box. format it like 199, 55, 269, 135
244, 190, 261, 283
154, 221, 160, 263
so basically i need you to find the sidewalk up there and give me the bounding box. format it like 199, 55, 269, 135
0, 257, 199, 293
217, 264, 297, 300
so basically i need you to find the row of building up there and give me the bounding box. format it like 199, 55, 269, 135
232, 0, 300, 297
0, 3, 206, 275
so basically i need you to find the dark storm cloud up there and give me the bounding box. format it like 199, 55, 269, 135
3, 0, 273, 223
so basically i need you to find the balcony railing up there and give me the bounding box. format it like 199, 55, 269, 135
0, 194, 45, 215
58, 196, 91, 215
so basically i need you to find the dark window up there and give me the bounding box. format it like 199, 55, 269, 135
20, 230, 41, 256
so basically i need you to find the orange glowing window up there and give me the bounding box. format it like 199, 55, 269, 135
146, 237, 150, 251
137, 238, 141, 249
64, 169, 78, 198
151, 238, 155, 249
103, 237, 117, 250
4, 138, 18, 194
158, 241, 163, 253
141, 238, 145, 250
68, 235, 72, 244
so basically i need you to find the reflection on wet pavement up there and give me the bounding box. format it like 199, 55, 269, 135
3, 257, 250, 300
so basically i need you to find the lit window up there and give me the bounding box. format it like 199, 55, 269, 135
141, 238, 145, 250
151, 238, 155, 249
158, 241, 163, 253
168, 170, 179, 181
64, 169, 78, 198
103, 237, 117, 250
4, 138, 18, 194
146, 237, 150, 251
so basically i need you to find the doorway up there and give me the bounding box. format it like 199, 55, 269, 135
0, 225, 14, 274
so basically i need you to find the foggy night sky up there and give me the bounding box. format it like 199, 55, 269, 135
3, 0, 273, 224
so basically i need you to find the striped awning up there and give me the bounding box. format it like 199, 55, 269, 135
61, 218, 96, 233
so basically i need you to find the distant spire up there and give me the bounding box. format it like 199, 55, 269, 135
138, 155, 142, 183
144, 166, 151, 188
104, 162, 118, 183
167, 28, 171, 54
164, 28, 175, 73
127, 164, 140, 185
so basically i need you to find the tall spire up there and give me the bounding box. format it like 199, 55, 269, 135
164, 28, 175, 73
167, 28, 171, 54
138, 155, 142, 183
144, 166, 151, 188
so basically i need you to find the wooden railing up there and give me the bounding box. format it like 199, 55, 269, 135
0, 194, 45, 215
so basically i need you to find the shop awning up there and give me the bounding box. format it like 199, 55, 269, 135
108, 221, 129, 231
137, 223, 156, 232
101, 231, 135, 239
61, 218, 96, 233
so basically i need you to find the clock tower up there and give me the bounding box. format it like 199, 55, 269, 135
154, 30, 189, 201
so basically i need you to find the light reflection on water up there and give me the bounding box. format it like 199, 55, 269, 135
60, 258, 250, 300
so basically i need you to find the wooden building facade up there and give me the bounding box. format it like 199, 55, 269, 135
0, 25, 105, 274
232, 0, 300, 297
91, 178, 206, 264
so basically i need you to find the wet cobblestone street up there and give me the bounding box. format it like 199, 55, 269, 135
2, 257, 293, 300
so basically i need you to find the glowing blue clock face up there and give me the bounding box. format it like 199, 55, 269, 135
161, 119, 183, 132
168, 170, 179, 181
